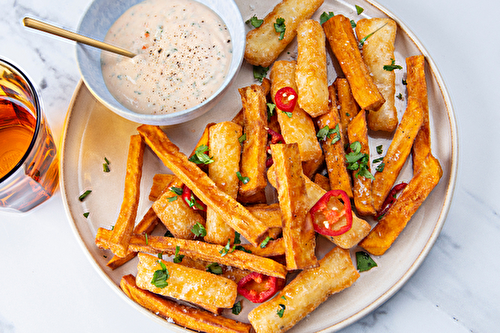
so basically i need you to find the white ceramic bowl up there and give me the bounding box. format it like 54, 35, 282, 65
76, 0, 245, 125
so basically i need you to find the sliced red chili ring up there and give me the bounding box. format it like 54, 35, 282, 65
376, 182, 408, 219
275, 87, 298, 112
181, 185, 207, 211
237, 272, 284, 303
309, 190, 353, 237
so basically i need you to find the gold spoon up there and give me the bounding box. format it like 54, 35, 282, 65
22, 17, 136, 58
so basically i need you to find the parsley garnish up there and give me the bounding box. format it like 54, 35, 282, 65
267, 103, 276, 119
316, 124, 341, 144
103, 157, 110, 172
260, 236, 273, 248
274, 17, 286, 40
359, 22, 388, 48
188, 145, 214, 164
253, 66, 269, 82
236, 171, 250, 184
206, 262, 223, 275
220, 239, 233, 256
351, 19, 357, 28
396, 93, 403, 100
282, 110, 293, 118
167, 196, 178, 202
238, 133, 246, 144
151, 260, 170, 288
356, 251, 377, 272
170, 187, 183, 195
277, 304, 286, 318
145, 233, 149, 245
78, 190, 92, 201
281, 296, 287, 300
372, 157, 384, 164
173, 246, 184, 263
191, 222, 207, 237
356, 5, 364, 15
164, 229, 174, 238
383, 58, 403, 71
246, 15, 263, 28
232, 301, 242, 315
233, 232, 241, 245
320, 12, 334, 25
402, 78, 407, 85
83, 212, 89, 218
376, 162, 385, 172
346, 142, 374, 180
376, 145, 383, 154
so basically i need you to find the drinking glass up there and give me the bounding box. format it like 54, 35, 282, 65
0, 58, 59, 212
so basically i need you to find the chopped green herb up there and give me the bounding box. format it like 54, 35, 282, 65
402, 78, 407, 85
233, 232, 241, 245
238, 133, 246, 143
220, 239, 233, 257
158, 252, 163, 260
281, 296, 287, 300
164, 230, 174, 238
376, 162, 385, 172
282, 111, 293, 118
246, 15, 264, 28
79, 190, 92, 201
277, 304, 286, 318
188, 145, 214, 164
320, 11, 335, 25
206, 262, 223, 275
355, 5, 364, 15
236, 171, 250, 184
376, 145, 383, 154
316, 124, 341, 144
359, 22, 388, 47
83, 212, 90, 218
260, 236, 273, 248
346, 142, 374, 180
274, 17, 286, 40
103, 163, 110, 172
104, 157, 110, 165
383, 58, 403, 71
351, 19, 357, 28
232, 301, 242, 315
151, 260, 170, 288
346, 112, 351, 117
191, 222, 207, 237
170, 187, 183, 195
396, 93, 403, 100
356, 251, 378, 272
145, 233, 149, 245
253, 66, 269, 82
173, 245, 185, 263
372, 157, 384, 164
167, 196, 178, 202
267, 103, 276, 119
234, 245, 252, 253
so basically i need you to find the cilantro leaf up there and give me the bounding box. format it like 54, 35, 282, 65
232, 301, 242, 315
358, 22, 388, 48
376, 162, 385, 172
356, 251, 377, 272
277, 304, 286, 318
78, 190, 92, 201
351, 19, 357, 28
170, 186, 183, 195
320, 12, 334, 25
246, 15, 263, 28
83, 212, 89, 218
253, 66, 269, 82
188, 145, 214, 164
238, 133, 246, 144
355, 5, 364, 15
316, 124, 341, 144
274, 17, 286, 40
376, 145, 383, 154
260, 236, 273, 248
151, 260, 170, 288
173, 245, 185, 263
206, 262, 223, 275
267, 103, 276, 119
191, 222, 207, 237
383, 58, 403, 71
236, 171, 250, 184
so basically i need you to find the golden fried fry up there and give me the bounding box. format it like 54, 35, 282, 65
241, 237, 285, 258
316, 84, 353, 198
360, 153, 442, 255
313, 173, 331, 191
237, 189, 267, 205
120, 275, 252, 333
271, 143, 317, 270
296, 19, 329, 117
136, 253, 237, 310
270, 60, 322, 162
137, 125, 269, 247
247, 203, 282, 239
153, 177, 205, 240
348, 110, 376, 216
244, 0, 324, 67
372, 97, 424, 212
238, 85, 268, 197
248, 247, 359, 333
231, 78, 271, 127
356, 18, 398, 132
301, 154, 324, 180
107, 134, 145, 258
324, 15, 385, 111
406, 55, 431, 171
149, 173, 176, 201
334, 78, 359, 144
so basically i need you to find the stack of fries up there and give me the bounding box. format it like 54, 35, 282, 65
94, 1, 443, 332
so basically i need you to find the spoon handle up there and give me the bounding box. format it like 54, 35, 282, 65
23, 17, 136, 58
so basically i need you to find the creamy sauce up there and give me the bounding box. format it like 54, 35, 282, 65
101, 0, 232, 114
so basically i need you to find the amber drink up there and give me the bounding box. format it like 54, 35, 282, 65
0, 58, 59, 212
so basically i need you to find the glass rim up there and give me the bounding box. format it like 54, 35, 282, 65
0, 57, 42, 184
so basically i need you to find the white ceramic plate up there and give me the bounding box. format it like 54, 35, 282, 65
61, 0, 458, 331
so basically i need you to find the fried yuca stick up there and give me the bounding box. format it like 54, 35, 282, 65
301, 154, 324, 179
248, 247, 359, 333
244, 0, 324, 68
231, 78, 271, 127
407, 55, 431, 172
348, 110, 376, 216
270, 60, 322, 162
136, 253, 237, 310
205, 121, 242, 245
317, 84, 353, 198
108, 134, 145, 258
96, 229, 288, 279
106, 206, 160, 269
360, 153, 442, 255
313, 173, 331, 191
271, 143, 318, 270
296, 19, 329, 117
137, 125, 269, 247
247, 203, 282, 239
334, 78, 360, 144
148, 173, 176, 201
238, 85, 268, 197
153, 177, 205, 240
372, 97, 424, 212
175, 255, 251, 284
356, 18, 398, 132
268, 166, 371, 249
324, 15, 385, 111
241, 238, 285, 257
120, 275, 252, 333
189, 122, 215, 173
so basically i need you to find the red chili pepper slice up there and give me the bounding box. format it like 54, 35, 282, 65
275, 87, 298, 112
309, 190, 353, 237
237, 272, 284, 303
181, 185, 207, 211
375, 182, 408, 219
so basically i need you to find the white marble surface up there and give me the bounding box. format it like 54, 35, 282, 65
0, 0, 498, 332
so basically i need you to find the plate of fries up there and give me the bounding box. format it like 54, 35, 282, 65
61, 0, 457, 332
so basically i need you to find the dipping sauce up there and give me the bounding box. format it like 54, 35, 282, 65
101, 0, 232, 115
